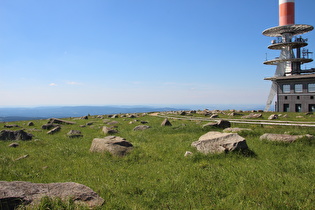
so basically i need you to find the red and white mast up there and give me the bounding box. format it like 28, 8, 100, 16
279, 0, 295, 26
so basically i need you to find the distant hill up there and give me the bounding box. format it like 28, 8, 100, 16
0, 106, 182, 122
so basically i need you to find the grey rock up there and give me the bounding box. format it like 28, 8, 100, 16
102, 126, 118, 135
27, 122, 34, 126
48, 118, 75, 125
41, 124, 59, 130
133, 125, 151, 131
67, 130, 83, 138
4, 124, 20, 128
47, 126, 61, 135
8, 143, 19, 147
161, 119, 172, 126
90, 136, 133, 156
0, 181, 104, 209
202, 120, 231, 129
191, 131, 248, 154
242, 113, 262, 119
0, 130, 33, 141
268, 114, 278, 120
259, 133, 314, 143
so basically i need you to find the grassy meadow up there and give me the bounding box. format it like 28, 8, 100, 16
0, 111, 315, 209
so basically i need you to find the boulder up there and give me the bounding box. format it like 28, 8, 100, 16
4, 124, 20, 128
41, 124, 59, 130
210, 114, 219, 118
0, 181, 104, 209
259, 133, 314, 143
27, 122, 34, 126
202, 120, 231, 129
241, 113, 262, 119
47, 126, 61, 135
90, 136, 133, 156
47, 118, 75, 125
133, 125, 151, 131
191, 131, 248, 154
102, 126, 118, 135
8, 143, 19, 148
268, 114, 278, 120
0, 130, 33, 141
161, 119, 172, 126
67, 130, 83, 138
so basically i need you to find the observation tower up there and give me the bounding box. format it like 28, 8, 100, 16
263, 0, 315, 112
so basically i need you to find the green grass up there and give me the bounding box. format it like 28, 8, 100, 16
1, 112, 315, 209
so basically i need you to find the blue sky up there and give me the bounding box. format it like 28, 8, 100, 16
0, 0, 315, 107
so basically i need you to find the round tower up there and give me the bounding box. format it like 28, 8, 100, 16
263, 0, 314, 111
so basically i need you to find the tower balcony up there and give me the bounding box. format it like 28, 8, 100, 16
267, 37, 308, 50
264, 57, 313, 65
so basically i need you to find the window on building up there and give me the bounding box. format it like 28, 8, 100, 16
309, 104, 315, 112
297, 96, 300, 100
295, 104, 302, 112
311, 96, 314, 100
283, 84, 290, 93
283, 104, 289, 112
285, 96, 288, 100
294, 84, 303, 93
308, 83, 315, 92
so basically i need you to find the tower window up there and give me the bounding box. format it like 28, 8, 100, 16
282, 84, 290, 93
311, 96, 314, 100
308, 83, 315, 92
295, 84, 303, 93
297, 96, 300, 100
285, 96, 288, 100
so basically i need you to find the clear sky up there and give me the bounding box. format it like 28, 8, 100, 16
0, 0, 315, 107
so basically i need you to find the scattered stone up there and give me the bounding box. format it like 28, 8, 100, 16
8, 143, 19, 148
210, 114, 219, 118
259, 133, 314, 143
111, 114, 118, 118
86, 122, 93, 126
48, 118, 75, 125
202, 122, 218, 128
79, 125, 86, 128
133, 125, 151, 131
90, 136, 133, 156
106, 121, 119, 125
67, 130, 83, 138
223, 127, 253, 133
4, 124, 20, 128
14, 154, 29, 161
0, 181, 104, 209
202, 120, 231, 129
27, 122, 34, 126
96, 115, 104, 119
141, 121, 149, 124
81, 116, 88, 120
268, 114, 278, 120
41, 124, 59, 130
0, 130, 33, 141
191, 131, 248, 154
184, 151, 193, 157
127, 114, 137, 118
241, 113, 263, 119
47, 126, 61, 135
102, 126, 118, 135
161, 119, 172, 126
180, 111, 186, 116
